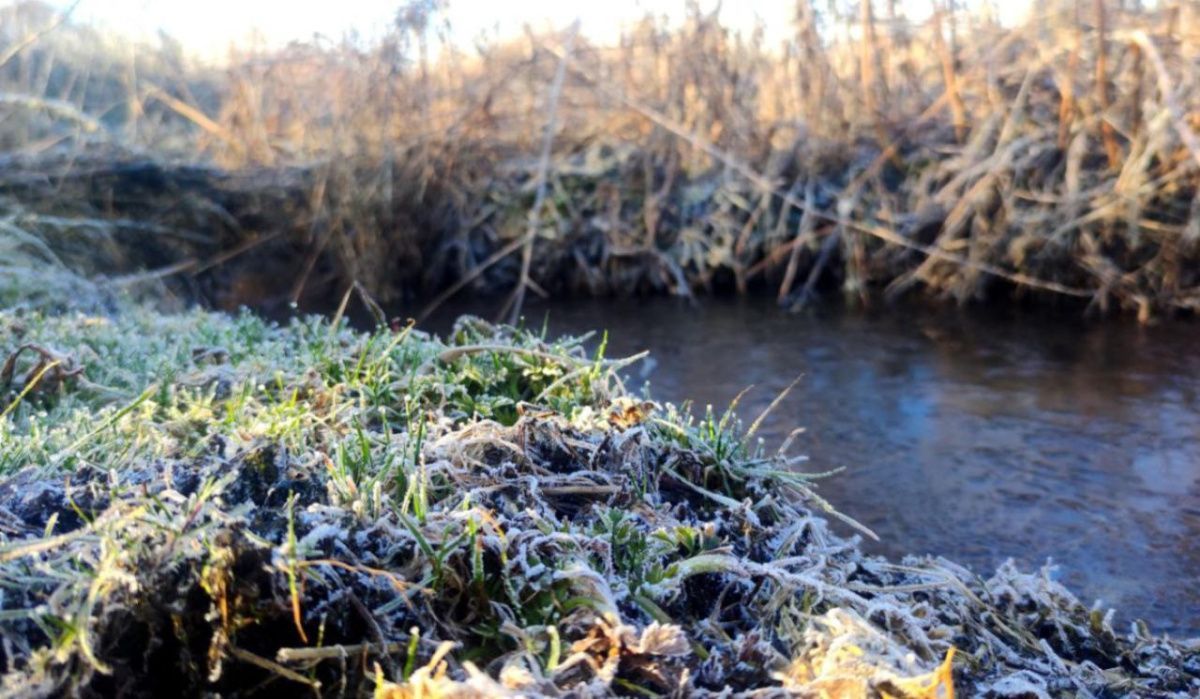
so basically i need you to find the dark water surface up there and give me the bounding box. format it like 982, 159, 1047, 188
415, 296, 1200, 637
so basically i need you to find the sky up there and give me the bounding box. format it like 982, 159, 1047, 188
48, 0, 1034, 63
54, 0, 789, 59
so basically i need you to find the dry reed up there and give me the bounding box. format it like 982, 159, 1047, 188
1, 0, 1198, 320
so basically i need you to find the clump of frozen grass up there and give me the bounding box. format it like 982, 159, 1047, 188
0, 278, 1196, 697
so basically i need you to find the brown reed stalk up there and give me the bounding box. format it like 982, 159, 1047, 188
499, 25, 576, 325
1095, 0, 1122, 168
933, 2, 967, 143
1058, 0, 1082, 149
859, 0, 890, 149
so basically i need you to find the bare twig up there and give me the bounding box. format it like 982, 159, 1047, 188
499, 24, 578, 325
0, 1, 80, 70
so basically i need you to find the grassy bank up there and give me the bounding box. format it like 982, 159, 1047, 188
2, 2, 1199, 319
0, 273, 1197, 696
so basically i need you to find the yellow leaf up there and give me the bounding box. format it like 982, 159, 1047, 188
882, 647, 956, 699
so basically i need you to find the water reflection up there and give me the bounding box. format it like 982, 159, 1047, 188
414, 296, 1200, 637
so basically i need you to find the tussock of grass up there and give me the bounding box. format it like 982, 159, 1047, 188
0, 279, 1196, 697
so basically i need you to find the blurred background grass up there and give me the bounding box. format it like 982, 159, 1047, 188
1, 0, 1198, 320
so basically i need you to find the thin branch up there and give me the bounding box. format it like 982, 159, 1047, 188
0, 1, 81, 71
500, 23, 578, 325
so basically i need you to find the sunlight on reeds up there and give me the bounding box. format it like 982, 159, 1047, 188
1, 0, 1198, 318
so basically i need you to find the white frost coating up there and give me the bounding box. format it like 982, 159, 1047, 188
296, 522, 347, 550
981, 672, 1053, 698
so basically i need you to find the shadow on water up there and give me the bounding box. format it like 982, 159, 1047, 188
404, 295, 1199, 637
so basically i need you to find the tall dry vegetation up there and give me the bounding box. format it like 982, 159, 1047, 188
1, 0, 1199, 319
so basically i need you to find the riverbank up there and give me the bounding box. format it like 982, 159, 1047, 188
3, 3, 1199, 320
0, 275, 1196, 696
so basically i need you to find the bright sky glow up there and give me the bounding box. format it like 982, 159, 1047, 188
49, 0, 1034, 62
